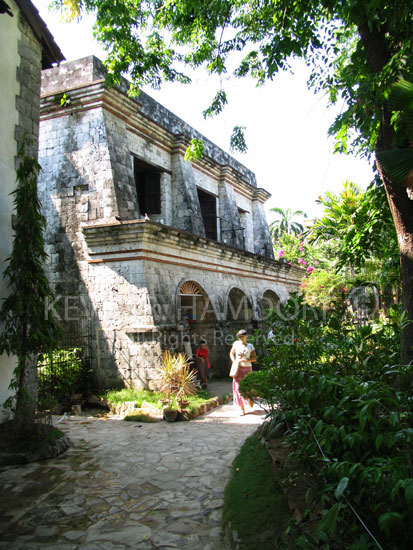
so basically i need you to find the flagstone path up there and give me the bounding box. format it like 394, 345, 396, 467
0, 381, 265, 550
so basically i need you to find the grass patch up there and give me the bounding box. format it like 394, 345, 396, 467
185, 388, 211, 413
103, 387, 213, 413
104, 388, 164, 409
124, 412, 160, 423
223, 431, 291, 550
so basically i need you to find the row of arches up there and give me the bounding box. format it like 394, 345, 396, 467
177, 280, 281, 325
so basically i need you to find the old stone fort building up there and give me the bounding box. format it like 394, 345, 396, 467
38, 56, 302, 389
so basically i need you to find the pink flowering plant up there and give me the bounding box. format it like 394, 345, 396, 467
273, 232, 326, 276
302, 269, 348, 310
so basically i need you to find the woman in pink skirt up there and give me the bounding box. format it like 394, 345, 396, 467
229, 329, 256, 415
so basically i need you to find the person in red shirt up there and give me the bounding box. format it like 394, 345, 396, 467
195, 339, 210, 389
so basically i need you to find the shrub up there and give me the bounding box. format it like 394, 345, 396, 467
241, 295, 413, 549
103, 387, 212, 415
38, 348, 91, 404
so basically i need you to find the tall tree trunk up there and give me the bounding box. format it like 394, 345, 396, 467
376, 160, 413, 365
359, 21, 413, 365
13, 357, 28, 436
13, 325, 36, 436
375, 107, 413, 365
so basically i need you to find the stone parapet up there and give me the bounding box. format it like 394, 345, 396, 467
83, 219, 300, 291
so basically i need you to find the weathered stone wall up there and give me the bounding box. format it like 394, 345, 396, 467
103, 110, 140, 220
219, 167, 248, 249
171, 147, 206, 236
15, 6, 42, 159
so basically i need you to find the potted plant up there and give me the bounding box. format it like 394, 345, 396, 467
157, 351, 197, 421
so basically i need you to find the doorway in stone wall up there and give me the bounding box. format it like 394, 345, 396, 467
178, 280, 218, 330
177, 281, 218, 371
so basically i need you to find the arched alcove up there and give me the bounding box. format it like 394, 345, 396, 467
177, 280, 217, 326
226, 287, 253, 322
262, 289, 280, 321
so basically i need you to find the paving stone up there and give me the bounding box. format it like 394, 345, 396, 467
34, 526, 58, 538
63, 530, 85, 541
86, 523, 151, 546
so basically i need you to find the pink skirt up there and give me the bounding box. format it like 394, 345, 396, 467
232, 366, 252, 407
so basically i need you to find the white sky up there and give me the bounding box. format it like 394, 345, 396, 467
34, 0, 375, 222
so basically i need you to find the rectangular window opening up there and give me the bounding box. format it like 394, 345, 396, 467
197, 188, 217, 240
238, 208, 247, 248
133, 157, 161, 215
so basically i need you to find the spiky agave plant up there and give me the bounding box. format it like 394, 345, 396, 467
175, 362, 198, 402
158, 351, 197, 409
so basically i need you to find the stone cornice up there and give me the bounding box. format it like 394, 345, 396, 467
40, 79, 107, 121
254, 188, 272, 203
82, 220, 304, 286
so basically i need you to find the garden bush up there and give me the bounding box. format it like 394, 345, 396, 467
241, 295, 413, 549
38, 348, 93, 405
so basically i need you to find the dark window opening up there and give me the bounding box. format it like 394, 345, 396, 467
237, 208, 247, 248
197, 188, 217, 240
133, 157, 161, 215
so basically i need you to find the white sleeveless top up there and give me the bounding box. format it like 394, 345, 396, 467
231, 340, 255, 367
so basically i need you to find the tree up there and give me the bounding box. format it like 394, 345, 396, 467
308, 181, 363, 250
56, 0, 413, 363
268, 207, 307, 240
309, 180, 399, 277
0, 141, 61, 434
273, 231, 325, 273
307, 180, 399, 316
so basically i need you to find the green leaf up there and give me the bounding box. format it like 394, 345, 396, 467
391, 479, 403, 501
202, 89, 228, 119
389, 411, 398, 427
184, 139, 204, 162
378, 512, 404, 536
375, 433, 383, 451
376, 149, 413, 187
334, 477, 349, 499
314, 419, 323, 434
316, 503, 340, 537
387, 80, 413, 115
405, 480, 413, 506
230, 126, 247, 153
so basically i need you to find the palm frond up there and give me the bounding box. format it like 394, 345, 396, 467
376, 149, 413, 187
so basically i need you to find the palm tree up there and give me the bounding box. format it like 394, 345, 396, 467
269, 207, 307, 240
307, 181, 362, 246
305, 181, 363, 277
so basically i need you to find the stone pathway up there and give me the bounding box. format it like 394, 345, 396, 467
0, 382, 265, 550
